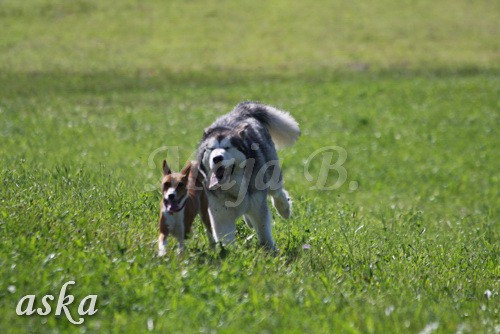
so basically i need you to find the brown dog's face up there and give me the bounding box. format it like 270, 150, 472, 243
162, 160, 191, 213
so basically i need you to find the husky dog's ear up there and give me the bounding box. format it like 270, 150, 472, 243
203, 127, 210, 139
236, 123, 249, 138
162, 160, 172, 175
180, 161, 192, 177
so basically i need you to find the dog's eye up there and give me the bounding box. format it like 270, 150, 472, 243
177, 182, 185, 188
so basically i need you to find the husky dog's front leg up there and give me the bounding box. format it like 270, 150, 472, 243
208, 201, 238, 246
246, 194, 276, 251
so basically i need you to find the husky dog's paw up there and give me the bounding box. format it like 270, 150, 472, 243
272, 189, 292, 219
158, 248, 167, 257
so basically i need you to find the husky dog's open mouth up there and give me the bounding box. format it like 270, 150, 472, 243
209, 164, 235, 189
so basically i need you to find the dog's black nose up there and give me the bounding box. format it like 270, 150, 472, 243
212, 155, 223, 164
168, 193, 175, 200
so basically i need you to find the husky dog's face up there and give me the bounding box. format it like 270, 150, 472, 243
161, 160, 191, 213
201, 133, 248, 190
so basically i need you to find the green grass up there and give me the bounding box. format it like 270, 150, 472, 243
0, 0, 498, 333
1, 0, 499, 73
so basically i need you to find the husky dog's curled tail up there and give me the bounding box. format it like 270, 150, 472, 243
233, 101, 300, 149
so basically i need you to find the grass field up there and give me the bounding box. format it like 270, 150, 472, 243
1, 0, 499, 333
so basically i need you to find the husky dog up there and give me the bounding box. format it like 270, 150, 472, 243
197, 102, 300, 250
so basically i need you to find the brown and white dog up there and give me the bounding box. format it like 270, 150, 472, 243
158, 160, 214, 256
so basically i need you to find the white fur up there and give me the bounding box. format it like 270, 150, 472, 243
204, 157, 291, 251
207, 189, 276, 249
158, 238, 167, 257
270, 188, 291, 219
205, 138, 246, 170
164, 188, 176, 199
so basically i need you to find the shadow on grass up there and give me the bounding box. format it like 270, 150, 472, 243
1, 65, 498, 98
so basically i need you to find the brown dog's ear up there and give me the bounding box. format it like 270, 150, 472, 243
236, 123, 249, 138
162, 160, 172, 175
180, 161, 192, 176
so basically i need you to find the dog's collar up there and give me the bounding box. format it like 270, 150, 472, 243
166, 196, 188, 215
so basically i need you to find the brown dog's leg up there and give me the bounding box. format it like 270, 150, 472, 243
158, 208, 169, 256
